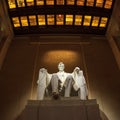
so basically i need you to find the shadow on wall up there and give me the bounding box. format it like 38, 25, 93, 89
100, 110, 109, 120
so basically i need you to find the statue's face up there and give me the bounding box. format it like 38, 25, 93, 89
58, 63, 65, 71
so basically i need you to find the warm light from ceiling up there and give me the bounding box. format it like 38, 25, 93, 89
65, 15, 73, 25
83, 15, 91, 26
75, 15, 82, 25
92, 16, 100, 27
36, 0, 44, 5
56, 14, 64, 25
12, 17, 20, 27
47, 15, 55, 25
8, 0, 113, 9
38, 15, 46, 25
12, 14, 108, 28
86, 0, 94, 6
99, 17, 108, 27
42, 50, 80, 66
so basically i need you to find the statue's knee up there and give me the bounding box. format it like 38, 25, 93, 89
66, 75, 73, 81
51, 74, 58, 79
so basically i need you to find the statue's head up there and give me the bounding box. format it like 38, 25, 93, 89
58, 62, 65, 72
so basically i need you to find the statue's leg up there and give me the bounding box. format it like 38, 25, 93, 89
64, 75, 73, 97
50, 74, 60, 99
51, 74, 59, 93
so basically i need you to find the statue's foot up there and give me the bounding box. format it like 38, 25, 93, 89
52, 92, 60, 100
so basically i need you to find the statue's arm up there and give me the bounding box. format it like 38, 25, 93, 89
37, 68, 48, 86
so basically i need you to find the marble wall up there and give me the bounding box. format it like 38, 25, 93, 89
106, 0, 120, 69
0, 0, 14, 69
0, 35, 120, 120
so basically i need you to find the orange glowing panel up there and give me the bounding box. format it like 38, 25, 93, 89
36, 0, 44, 5
47, 15, 55, 25
26, 0, 34, 6
83, 16, 91, 26
17, 0, 25, 7
99, 17, 108, 27
75, 15, 82, 25
8, 0, 16, 9
96, 0, 104, 7
65, 15, 73, 25
20, 16, 28, 26
12, 17, 20, 27
77, 0, 84, 6
56, 0, 64, 5
38, 15, 46, 25
66, 0, 75, 5
86, 0, 94, 6
46, 0, 54, 5
29, 15, 37, 26
104, 0, 113, 9
56, 15, 64, 25
92, 16, 100, 27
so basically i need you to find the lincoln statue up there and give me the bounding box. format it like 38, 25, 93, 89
37, 62, 88, 100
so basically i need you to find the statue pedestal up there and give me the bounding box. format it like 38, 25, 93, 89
17, 97, 101, 120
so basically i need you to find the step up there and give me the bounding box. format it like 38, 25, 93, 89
17, 98, 101, 120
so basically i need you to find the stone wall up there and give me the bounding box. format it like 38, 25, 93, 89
0, 0, 14, 69
0, 35, 120, 120
106, 0, 120, 69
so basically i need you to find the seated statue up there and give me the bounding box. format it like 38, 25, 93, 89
37, 62, 88, 100
50, 62, 73, 99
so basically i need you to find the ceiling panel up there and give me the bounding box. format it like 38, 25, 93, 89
7, 0, 115, 35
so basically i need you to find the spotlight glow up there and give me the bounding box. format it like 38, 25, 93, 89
42, 50, 80, 66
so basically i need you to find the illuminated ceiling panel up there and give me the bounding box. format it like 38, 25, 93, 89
86, 0, 94, 6
56, 14, 64, 25
83, 16, 91, 26
36, 0, 44, 5
47, 15, 55, 25
75, 15, 82, 25
7, 0, 114, 34
104, 0, 113, 9
12, 17, 20, 27
66, 0, 75, 5
26, 0, 34, 6
8, 0, 16, 8
65, 15, 73, 25
38, 15, 46, 25
76, 0, 84, 6
92, 16, 100, 27
17, 0, 25, 7
20, 16, 28, 26
29, 15, 37, 26
46, 0, 54, 5
7, 0, 114, 9
99, 17, 108, 27
96, 0, 104, 7
11, 14, 108, 28
56, 0, 64, 5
